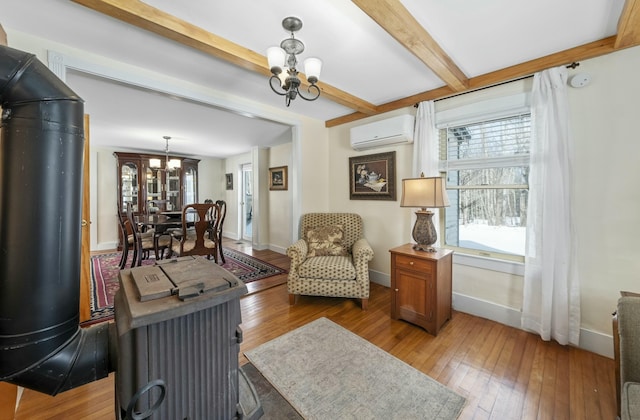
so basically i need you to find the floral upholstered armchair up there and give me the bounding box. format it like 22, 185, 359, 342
286, 213, 374, 310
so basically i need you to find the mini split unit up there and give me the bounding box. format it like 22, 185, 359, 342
350, 114, 415, 151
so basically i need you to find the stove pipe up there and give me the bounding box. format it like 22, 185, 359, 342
0, 45, 111, 395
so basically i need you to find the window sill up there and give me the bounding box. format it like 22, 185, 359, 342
452, 252, 524, 276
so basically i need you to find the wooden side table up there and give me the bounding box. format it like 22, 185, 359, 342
389, 244, 453, 335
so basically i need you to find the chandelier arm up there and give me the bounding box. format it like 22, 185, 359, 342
296, 84, 321, 102
269, 76, 288, 96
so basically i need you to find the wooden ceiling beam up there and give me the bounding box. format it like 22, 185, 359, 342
326, 36, 618, 127
352, 0, 468, 92
71, 0, 379, 115
615, 0, 640, 48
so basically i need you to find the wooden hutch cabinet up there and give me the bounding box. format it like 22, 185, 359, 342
115, 151, 199, 215
389, 244, 453, 335
115, 151, 199, 250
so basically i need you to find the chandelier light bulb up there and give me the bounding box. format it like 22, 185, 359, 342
266, 46, 286, 74
303, 57, 322, 84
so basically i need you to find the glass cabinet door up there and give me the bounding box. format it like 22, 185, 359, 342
166, 168, 181, 211
121, 162, 139, 212
145, 167, 164, 213
183, 165, 197, 205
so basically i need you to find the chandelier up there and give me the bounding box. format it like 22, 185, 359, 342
266, 16, 323, 107
149, 136, 181, 170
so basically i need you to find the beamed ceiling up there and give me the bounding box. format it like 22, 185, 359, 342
2, 0, 639, 157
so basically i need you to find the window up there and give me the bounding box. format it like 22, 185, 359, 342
439, 114, 530, 261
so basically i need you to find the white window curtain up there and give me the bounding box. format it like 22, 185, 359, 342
521, 66, 580, 346
413, 101, 438, 177
412, 101, 443, 246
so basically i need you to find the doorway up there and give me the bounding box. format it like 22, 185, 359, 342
241, 163, 252, 241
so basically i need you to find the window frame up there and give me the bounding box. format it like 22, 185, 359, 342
437, 111, 531, 264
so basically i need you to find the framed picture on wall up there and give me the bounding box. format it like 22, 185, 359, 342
269, 166, 288, 191
349, 151, 396, 200
225, 173, 233, 190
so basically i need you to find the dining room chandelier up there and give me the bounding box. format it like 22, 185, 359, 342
149, 135, 181, 170
266, 16, 322, 107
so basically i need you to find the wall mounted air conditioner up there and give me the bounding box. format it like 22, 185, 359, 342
350, 114, 415, 151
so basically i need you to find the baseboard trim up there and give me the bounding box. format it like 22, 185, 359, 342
363, 274, 614, 359
369, 269, 390, 287
269, 244, 287, 255
452, 292, 613, 359
94, 241, 118, 252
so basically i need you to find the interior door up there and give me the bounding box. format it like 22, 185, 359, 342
241, 163, 252, 241
79, 114, 91, 322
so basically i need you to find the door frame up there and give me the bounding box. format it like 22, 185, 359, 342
79, 114, 91, 322
241, 163, 252, 242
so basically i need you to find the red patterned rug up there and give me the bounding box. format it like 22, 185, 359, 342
85, 248, 285, 325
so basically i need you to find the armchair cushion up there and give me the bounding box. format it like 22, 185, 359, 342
298, 256, 356, 280
306, 224, 347, 257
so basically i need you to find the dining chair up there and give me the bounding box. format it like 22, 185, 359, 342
126, 203, 171, 267
203, 198, 215, 238
116, 206, 134, 269
214, 200, 227, 263
171, 202, 221, 262
146, 202, 175, 259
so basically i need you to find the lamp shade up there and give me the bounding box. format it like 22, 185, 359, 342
400, 176, 449, 209
267, 46, 286, 73
303, 57, 322, 83
149, 158, 162, 169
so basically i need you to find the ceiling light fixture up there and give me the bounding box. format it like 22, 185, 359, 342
267, 16, 322, 107
150, 135, 181, 170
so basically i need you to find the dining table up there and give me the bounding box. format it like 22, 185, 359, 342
159, 210, 183, 219
136, 212, 196, 234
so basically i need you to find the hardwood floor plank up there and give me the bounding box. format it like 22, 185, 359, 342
11, 242, 617, 419
554, 346, 571, 420
499, 333, 539, 419
538, 342, 559, 419
569, 346, 587, 420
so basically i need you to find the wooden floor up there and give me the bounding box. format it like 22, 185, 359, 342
12, 240, 616, 420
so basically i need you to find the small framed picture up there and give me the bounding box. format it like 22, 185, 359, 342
269, 166, 288, 191
225, 173, 233, 190
349, 151, 396, 200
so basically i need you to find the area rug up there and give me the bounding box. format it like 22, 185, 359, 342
86, 248, 285, 324
245, 317, 466, 420
241, 363, 302, 419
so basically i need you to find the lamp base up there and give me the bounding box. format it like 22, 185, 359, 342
411, 210, 438, 252
412, 244, 437, 252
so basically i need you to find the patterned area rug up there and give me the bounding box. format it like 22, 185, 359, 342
86, 248, 285, 324
245, 317, 466, 419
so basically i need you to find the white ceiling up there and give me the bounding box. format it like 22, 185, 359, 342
0, 0, 627, 158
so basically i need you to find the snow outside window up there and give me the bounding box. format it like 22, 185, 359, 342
439, 114, 531, 262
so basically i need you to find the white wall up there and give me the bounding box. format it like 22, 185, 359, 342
198, 157, 224, 204
298, 119, 331, 215
268, 142, 293, 253
569, 46, 640, 334
92, 147, 118, 250
325, 45, 640, 357
327, 108, 416, 277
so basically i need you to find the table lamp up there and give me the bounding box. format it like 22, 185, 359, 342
400, 173, 449, 252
